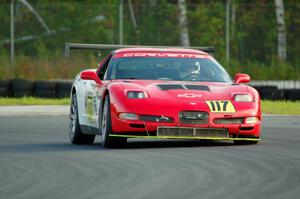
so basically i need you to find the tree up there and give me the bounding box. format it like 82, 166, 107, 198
275, 0, 287, 61
177, 0, 190, 46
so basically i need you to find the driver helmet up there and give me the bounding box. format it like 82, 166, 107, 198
182, 62, 200, 75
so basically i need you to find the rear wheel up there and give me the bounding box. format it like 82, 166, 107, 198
101, 95, 127, 148
69, 93, 95, 144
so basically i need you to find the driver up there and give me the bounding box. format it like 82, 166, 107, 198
180, 61, 200, 79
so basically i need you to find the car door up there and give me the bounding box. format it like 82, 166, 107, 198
85, 72, 98, 127
74, 68, 98, 129
85, 53, 113, 129
75, 54, 112, 133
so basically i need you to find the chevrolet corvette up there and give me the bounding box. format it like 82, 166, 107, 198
68, 44, 261, 148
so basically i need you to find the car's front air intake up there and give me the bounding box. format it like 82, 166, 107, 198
179, 111, 209, 124
157, 126, 228, 138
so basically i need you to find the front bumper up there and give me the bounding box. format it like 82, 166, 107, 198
111, 112, 261, 139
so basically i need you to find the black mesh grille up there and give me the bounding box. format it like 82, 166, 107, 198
157, 127, 228, 138
214, 118, 243, 124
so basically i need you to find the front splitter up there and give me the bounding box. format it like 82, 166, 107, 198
109, 134, 260, 141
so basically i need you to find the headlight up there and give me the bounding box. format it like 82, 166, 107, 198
234, 94, 253, 102
126, 91, 147, 99
245, 116, 259, 124
119, 113, 138, 120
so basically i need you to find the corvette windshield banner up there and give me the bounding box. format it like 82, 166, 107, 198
114, 52, 210, 59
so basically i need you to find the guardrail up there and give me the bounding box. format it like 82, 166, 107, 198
250, 80, 300, 100
0, 79, 299, 100
251, 80, 300, 89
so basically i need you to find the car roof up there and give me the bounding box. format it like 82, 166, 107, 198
114, 48, 208, 55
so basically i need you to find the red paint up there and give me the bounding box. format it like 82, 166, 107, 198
90, 48, 261, 139
105, 80, 261, 138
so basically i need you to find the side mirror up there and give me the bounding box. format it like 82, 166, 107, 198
234, 73, 250, 84
80, 70, 102, 84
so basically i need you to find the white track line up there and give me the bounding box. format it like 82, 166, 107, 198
0, 105, 69, 116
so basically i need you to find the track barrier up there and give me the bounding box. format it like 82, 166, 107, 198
0, 79, 299, 100
0, 79, 72, 98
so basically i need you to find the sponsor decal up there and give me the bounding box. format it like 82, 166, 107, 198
85, 91, 97, 123
114, 53, 209, 59
205, 100, 236, 113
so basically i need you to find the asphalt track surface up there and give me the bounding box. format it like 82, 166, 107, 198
1, 114, 300, 199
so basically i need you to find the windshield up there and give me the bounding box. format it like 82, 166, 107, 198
105, 57, 232, 83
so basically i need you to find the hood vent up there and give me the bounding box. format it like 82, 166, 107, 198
184, 85, 210, 91
157, 84, 210, 91
158, 84, 184, 90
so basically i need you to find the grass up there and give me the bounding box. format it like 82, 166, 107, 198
261, 100, 300, 115
0, 97, 300, 115
0, 97, 70, 106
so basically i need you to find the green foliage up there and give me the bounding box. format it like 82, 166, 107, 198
0, 97, 69, 106
223, 58, 300, 80
0, 53, 10, 80
189, 1, 226, 55
0, 1, 299, 80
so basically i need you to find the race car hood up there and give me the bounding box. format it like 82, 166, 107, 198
112, 80, 249, 101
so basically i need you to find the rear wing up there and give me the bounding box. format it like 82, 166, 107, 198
64, 43, 215, 57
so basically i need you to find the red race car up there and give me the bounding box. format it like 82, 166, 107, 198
67, 43, 261, 148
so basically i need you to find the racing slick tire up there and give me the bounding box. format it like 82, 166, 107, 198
101, 95, 127, 148
0, 80, 11, 97
56, 81, 73, 98
11, 79, 33, 97
69, 93, 95, 144
33, 81, 56, 98
283, 89, 300, 100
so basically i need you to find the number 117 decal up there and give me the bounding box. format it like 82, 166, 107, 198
205, 100, 236, 113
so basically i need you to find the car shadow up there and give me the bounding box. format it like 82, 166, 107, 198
125, 139, 233, 149
0, 140, 234, 154
0, 142, 101, 154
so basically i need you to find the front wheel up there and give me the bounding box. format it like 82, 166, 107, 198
69, 93, 95, 144
101, 95, 127, 148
